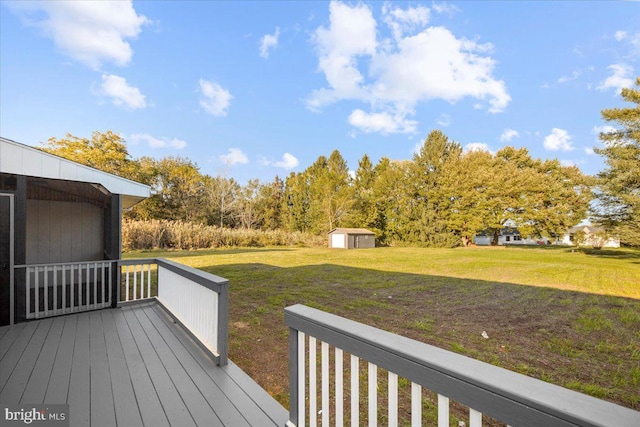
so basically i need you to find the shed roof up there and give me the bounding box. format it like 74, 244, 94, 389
0, 137, 150, 208
328, 228, 375, 235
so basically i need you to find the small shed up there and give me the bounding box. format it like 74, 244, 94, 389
328, 228, 375, 249
0, 137, 150, 325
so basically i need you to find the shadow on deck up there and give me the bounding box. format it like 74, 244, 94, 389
0, 301, 287, 427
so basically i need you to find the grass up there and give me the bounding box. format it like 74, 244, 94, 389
124, 245, 640, 413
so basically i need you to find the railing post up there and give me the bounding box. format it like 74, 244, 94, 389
217, 279, 229, 366
288, 327, 299, 427
111, 261, 120, 308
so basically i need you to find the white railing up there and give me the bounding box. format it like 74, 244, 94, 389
15, 261, 113, 320
285, 304, 640, 427
119, 258, 229, 366
120, 260, 157, 302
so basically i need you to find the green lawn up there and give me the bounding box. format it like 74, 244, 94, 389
125, 245, 640, 413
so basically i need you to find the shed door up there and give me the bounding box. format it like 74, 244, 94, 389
331, 234, 345, 248
0, 194, 14, 326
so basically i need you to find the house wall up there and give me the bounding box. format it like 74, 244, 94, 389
26, 200, 103, 264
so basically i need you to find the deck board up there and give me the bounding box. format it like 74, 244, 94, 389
0, 318, 52, 404
101, 309, 144, 427
146, 303, 286, 426
143, 303, 253, 427
44, 315, 77, 404
112, 304, 169, 427
0, 321, 38, 389
121, 305, 197, 427
89, 310, 116, 427
0, 301, 288, 427
21, 316, 65, 404
68, 312, 91, 427
132, 304, 224, 427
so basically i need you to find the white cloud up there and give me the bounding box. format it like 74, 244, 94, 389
585, 148, 595, 155
382, 3, 430, 40
308, 2, 510, 135
348, 109, 417, 134
463, 142, 491, 153
592, 125, 616, 136
543, 128, 574, 151
557, 70, 581, 84
436, 113, 451, 127
98, 74, 146, 109
614, 31, 628, 41
130, 133, 186, 149
273, 153, 299, 169
432, 2, 460, 15
500, 128, 519, 142
260, 27, 280, 59
598, 64, 634, 94
220, 148, 248, 166
7, 1, 148, 70
199, 79, 232, 116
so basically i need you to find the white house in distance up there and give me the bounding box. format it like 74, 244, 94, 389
473, 228, 546, 246
561, 225, 621, 248
474, 224, 621, 247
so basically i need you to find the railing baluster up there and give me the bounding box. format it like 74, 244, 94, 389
351, 355, 359, 427
100, 262, 105, 306
133, 264, 138, 300
470, 409, 482, 427
53, 265, 58, 314
93, 262, 98, 308
125, 265, 130, 302
322, 341, 329, 427
335, 348, 343, 427
43, 265, 49, 317
107, 262, 111, 305
368, 362, 377, 427
147, 263, 151, 297
70, 264, 75, 312
388, 372, 398, 427
310, 336, 317, 427
78, 264, 83, 311
438, 394, 449, 427
35, 266, 40, 319
26, 266, 31, 319
85, 264, 90, 309
411, 382, 421, 427
62, 265, 67, 313
298, 331, 306, 427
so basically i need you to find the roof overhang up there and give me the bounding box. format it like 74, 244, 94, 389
0, 137, 150, 209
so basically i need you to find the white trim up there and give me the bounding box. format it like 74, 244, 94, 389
1, 137, 150, 208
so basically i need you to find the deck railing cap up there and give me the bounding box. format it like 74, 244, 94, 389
285, 304, 640, 427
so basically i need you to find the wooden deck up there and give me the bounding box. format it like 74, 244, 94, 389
0, 300, 288, 427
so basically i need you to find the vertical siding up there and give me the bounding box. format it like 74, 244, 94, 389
26, 200, 103, 264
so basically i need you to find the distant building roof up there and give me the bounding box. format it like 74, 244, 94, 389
567, 225, 603, 234
328, 228, 375, 235
1, 137, 150, 208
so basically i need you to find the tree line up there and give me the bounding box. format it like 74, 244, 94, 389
41, 78, 640, 247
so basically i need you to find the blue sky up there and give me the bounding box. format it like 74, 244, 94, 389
1, 1, 639, 184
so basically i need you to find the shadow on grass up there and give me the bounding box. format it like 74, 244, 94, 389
197, 261, 640, 412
